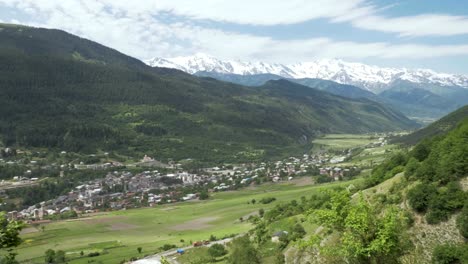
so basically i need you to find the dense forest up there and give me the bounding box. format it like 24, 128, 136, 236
0, 24, 417, 162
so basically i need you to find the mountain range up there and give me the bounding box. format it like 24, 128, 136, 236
147, 54, 468, 120
0, 23, 417, 162
146, 53, 468, 93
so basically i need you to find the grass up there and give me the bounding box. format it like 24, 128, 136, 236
312, 134, 376, 151
14, 179, 361, 264
340, 144, 399, 167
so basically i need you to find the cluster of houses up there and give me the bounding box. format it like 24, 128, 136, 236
4, 135, 386, 222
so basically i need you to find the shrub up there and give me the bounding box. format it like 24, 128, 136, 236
199, 191, 209, 200
432, 244, 468, 264
259, 197, 276, 204
456, 201, 468, 238
159, 244, 176, 251
407, 182, 436, 213
208, 244, 228, 258
88, 252, 100, 257
259, 208, 265, 218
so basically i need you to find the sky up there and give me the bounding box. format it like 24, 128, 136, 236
1, 0, 468, 74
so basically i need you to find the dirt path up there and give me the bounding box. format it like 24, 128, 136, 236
133, 236, 239, 264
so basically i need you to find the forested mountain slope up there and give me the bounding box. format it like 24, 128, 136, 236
0, 24, 417, 162
394, 105, 468, 145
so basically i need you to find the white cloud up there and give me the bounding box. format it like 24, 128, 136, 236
348, 14, 468, 37
1, 0, 468, 65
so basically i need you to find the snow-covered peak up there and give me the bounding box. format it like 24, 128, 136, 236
145, 54, 468, 92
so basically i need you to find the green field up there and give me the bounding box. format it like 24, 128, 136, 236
13, 179, 361, 263
312, 134, 376, 150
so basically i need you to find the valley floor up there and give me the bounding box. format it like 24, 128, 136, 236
14, 179, 362, 263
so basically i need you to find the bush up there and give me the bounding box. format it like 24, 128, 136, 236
228, 236, 260, 264
259, 197, 276, 204
316, 174, 333, 184
208, 244, 228, 258
405, 157, 419, 178
456, 201, 468, 238
199, 191, 209, 200
407, 182, 436, 213
426, 209, 450, 225
159, 244, 176, 251
432, 244, 468, 264
259, 208, 265, 218
88, 252, 100, 257
426, 182, 465, 224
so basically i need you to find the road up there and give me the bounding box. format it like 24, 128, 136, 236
132, 237, 237, 264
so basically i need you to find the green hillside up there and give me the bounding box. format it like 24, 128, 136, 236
394, 105, 468, 145
0, 24, 417, 162
243, 116, 468, 264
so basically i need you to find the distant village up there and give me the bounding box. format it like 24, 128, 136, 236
3, 137, 389, 223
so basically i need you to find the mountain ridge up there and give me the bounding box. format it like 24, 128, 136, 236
146, 53, 468, 93
0, 23, 418, 162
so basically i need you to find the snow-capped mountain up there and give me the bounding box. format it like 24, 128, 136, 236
145, 53, 468, 93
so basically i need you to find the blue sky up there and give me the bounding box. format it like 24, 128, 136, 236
1, 0, 468, 74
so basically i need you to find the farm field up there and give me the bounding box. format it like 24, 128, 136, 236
311, 134, 377, 150
312, 133, 401, 167
14, 179, 362, 263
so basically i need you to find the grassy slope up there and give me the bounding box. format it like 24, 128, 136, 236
15, 180, 361, 263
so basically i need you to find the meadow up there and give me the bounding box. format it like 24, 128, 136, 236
311, 134, 376, 150
15, 179, 361, 263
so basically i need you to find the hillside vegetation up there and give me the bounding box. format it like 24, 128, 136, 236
0, 24, 417, 162
216, 115, 468, 264
394, 105, 468, 145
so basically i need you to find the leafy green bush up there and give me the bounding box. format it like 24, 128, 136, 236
259, 197, 276, 204
426, 182, 465, 224
208, 244, 227, 258
407, 182, 436, 213
456, 201, 468, 238
159, 244, 176, 251
432, 244, 468, 264
228, 236, 260, 264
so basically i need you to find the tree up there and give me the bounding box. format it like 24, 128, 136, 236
199, 191, 209, 200
259, 208, 265, 218
432, 244, 468, 264
228, 236, 260, 264
44, 249, 55, 264
0, 212, 24, 263
251, 199, 256, 204
208, 244, 227, 258
309, 192, 410, 263
289, 223, 306, 241
404, 157, 419, 179
407, 182, 436, 213
137, 247, 142, 254
55, 250, 65, 263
